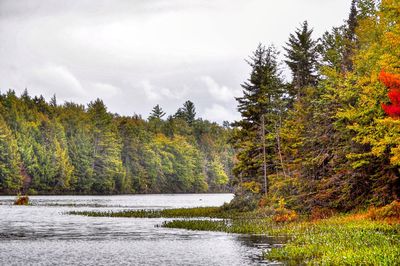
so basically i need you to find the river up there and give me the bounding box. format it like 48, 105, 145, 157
0, 194, 282, 265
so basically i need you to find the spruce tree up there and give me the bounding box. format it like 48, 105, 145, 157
175, 101, 196, 125
284, 21, 318, 97
183, 100, 196, 124
149, 104, 166, 120
342, 0, 358, 72
232, 44, 286, 195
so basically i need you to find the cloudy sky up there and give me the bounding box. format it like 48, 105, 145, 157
0, 0, 350, 123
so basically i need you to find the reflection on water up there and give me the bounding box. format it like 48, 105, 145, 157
0, 194, 284, 265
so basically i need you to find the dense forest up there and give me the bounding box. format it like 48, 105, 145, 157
232, 0, 400, 212
0, 94, 234, 194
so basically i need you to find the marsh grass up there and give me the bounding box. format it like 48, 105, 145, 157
68, 206, 233, 218
162, 213, 400, 265
68, 203, 400, 265
265, 217, 400, 265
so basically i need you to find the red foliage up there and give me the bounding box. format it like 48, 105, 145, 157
380, 71, 400, 118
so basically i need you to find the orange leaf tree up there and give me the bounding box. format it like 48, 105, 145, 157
380, 71, 400, 118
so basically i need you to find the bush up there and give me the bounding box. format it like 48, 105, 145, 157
14, 194, 29, 205
273, 209, 298, 223
221, 192, 260, 212
367, 201, 400, 222
310, 206, 337, 220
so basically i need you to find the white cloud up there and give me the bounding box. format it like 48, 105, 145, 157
89, 82, 121, 99
201, 76, 241, 102
30, 64, 86, 99
141, 80, 187, 101
141, 80, 161, 101
203, 104, 240, 123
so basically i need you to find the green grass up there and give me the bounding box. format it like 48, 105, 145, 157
69, 206, 400, 265
68, 206, 232, 218
265, 217, 400, 265
162, 215, 400, 265
162, 217, 282, 234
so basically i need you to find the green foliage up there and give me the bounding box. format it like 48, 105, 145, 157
221, 190, 260, 212
0, 114, 23, 192
0, 93, 233, 194
266, 217, 400, 265
232, 44, 288, 194
148, 104, 166, 120
174, 100, 196, 125
69, 207, 224, 218
284, 21, 319, 97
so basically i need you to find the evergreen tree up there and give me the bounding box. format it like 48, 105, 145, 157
175, 101, 196, 125
88, 99, 125, 194
342, 0, 358, 72
284, 21, 318, 98
59, 102, 94, 193
183, 100, 196, 124
149, 104, 166, 120
148, 104, 166, 133
232, 44, 286, 195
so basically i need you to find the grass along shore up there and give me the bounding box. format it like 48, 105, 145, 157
69, 202, 400, 265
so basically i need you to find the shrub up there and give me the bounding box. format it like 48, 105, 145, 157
367, 200, 400, 222
310, 206, 337, 220
221, 191, 260, 212
14, 194, 29, 205
273, 209, 298, 223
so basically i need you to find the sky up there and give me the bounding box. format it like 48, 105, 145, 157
0, 0, 351, 123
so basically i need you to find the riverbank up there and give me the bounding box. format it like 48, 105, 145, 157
70, 202, 400, 265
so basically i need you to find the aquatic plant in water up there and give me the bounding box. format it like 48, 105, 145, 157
14, 194, 29, 205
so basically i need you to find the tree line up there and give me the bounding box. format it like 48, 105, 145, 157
0, 93, 234, 194
232, 0, 400, 211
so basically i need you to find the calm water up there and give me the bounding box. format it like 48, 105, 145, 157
0, 194, 283, 265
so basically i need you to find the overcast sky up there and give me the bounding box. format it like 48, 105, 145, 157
0, 0, 351, 123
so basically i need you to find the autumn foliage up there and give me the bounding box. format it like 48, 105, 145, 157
380, 71, 400, 118
366, 201, 400, 223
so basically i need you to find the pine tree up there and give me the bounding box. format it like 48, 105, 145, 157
149, 104, 166, 120
183, 100, 196, 124
284, 21, 318, 97
232, 44, 286, 195
175, 101, 196, 125
342, 0, 358, 72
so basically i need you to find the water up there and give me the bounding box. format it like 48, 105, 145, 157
0, 194, 283, 265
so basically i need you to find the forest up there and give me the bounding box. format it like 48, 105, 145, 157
0, 94, 234, 194
231, 0, 400, 212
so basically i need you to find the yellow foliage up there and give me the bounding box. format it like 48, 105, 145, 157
241, 181, 261, 194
